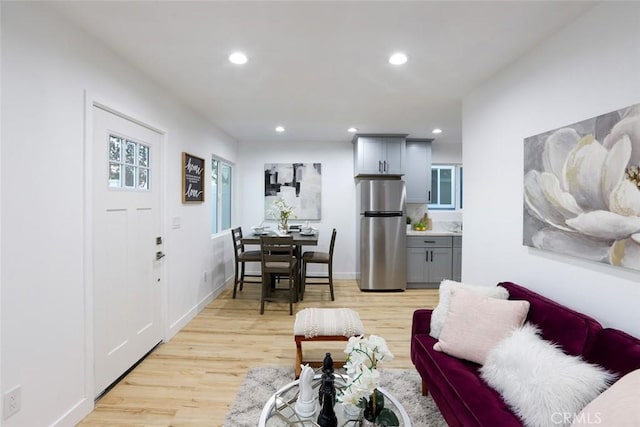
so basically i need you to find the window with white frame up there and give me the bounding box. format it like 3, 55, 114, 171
211, 157, 232, 234
429, 164, 462, 210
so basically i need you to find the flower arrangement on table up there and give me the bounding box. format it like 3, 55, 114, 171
269, 198, 296, 233
337, 335, 399, 426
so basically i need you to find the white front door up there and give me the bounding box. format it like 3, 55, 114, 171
92, 105, 163, 397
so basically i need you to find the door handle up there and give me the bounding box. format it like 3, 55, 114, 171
425, 251, 429, 262
378, 160, 382, 173
430, 251, 433, 262
384, 160, 387, 172
156, 251, 166, 260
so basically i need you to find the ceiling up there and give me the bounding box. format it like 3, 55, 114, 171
49, 1, 597, 145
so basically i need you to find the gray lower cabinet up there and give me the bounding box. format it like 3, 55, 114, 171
452, 236, 462, 282
407, 236, 455, 287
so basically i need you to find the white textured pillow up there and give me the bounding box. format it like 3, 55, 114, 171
570, 369, 639, 427
480, 323, 615, 427
430, 279, 509, 339
433, 288, 530, 365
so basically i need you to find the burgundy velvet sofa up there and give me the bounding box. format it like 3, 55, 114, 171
410, 281, 640, 427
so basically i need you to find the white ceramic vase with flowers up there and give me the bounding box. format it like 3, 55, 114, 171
270, 198, 296, 234
337, 335, 399, 426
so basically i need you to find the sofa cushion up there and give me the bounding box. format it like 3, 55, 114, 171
434, 288, 530, 365
413, 333, 523, 427
481, 323, 615, 427
499, 282, 602, 356
585, 328, 640, 377
570, 369, 640, 427
430, 279, 509, 339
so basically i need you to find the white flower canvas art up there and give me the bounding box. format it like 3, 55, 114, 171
523, 103, 640, 271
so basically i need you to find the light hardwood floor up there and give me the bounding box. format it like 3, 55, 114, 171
79, 280, 439, 426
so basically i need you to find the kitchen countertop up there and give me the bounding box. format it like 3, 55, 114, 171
406, 229, 462, 237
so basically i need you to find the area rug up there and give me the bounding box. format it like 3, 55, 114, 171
223, 366, 447, 426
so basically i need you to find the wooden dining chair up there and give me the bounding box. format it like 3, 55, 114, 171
301, 228, 337, 301
259, 235, 297, 315
231, 227, 262, 298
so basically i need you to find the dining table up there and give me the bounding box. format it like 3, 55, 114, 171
241, 229, 319, 302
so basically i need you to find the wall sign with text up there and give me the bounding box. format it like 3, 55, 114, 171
182, 152, 205, 203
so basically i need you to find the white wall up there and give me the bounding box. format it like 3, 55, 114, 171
237, 140, 356, 278
1, 3, 237, 426
463, 2, 640, 337
432, 140, 462, 165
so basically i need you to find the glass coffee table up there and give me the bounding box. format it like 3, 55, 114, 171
258, 373, 412, 426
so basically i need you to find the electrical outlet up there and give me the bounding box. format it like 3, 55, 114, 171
3, 386, 21, 419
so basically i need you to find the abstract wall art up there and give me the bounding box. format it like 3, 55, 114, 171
264, 163, 322, 220
523, 103, 640, 271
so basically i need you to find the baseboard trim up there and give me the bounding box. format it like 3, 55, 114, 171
52, 396, 94, 427
167, 277, 232, 339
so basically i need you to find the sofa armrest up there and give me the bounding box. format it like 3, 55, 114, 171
412, 309, 434, 338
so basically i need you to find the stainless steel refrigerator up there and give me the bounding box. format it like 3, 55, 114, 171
356, 179, 407, 291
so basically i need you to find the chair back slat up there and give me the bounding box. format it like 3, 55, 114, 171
231, 227, 245, 258
260, 236, 295, 266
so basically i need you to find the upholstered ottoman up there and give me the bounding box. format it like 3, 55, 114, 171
293, 308, 365, 378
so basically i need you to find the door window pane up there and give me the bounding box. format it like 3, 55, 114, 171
138, 168, 149, 190
109, 136, 122, 161
125, 165, 135, 188
125, 141, 136, 165
107, 134, 151, 192
138, 145, 149, 167
109, 163, 121, 188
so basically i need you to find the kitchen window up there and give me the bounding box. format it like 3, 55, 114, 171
211, 157, 232, 234
429, 164, 462, 210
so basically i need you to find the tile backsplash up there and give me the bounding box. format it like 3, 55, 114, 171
406, 203, 462, 231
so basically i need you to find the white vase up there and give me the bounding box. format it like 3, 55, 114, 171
342, 403, 361, 420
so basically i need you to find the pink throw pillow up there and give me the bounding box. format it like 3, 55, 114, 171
570, 369, 640, 426
433, 287, 530, 364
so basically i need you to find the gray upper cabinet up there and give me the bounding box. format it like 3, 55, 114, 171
353, 134, 407, 176
405, 138, 433, 203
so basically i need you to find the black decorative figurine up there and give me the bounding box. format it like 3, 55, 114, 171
317, 392, 338, 427
317, 352, 337, 427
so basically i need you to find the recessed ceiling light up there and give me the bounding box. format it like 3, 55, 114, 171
228, 52, 248, 65
388, 52, 408, 65
348, 127, 358, 133
275, 126, 285, 132
432, 128, 443, 134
